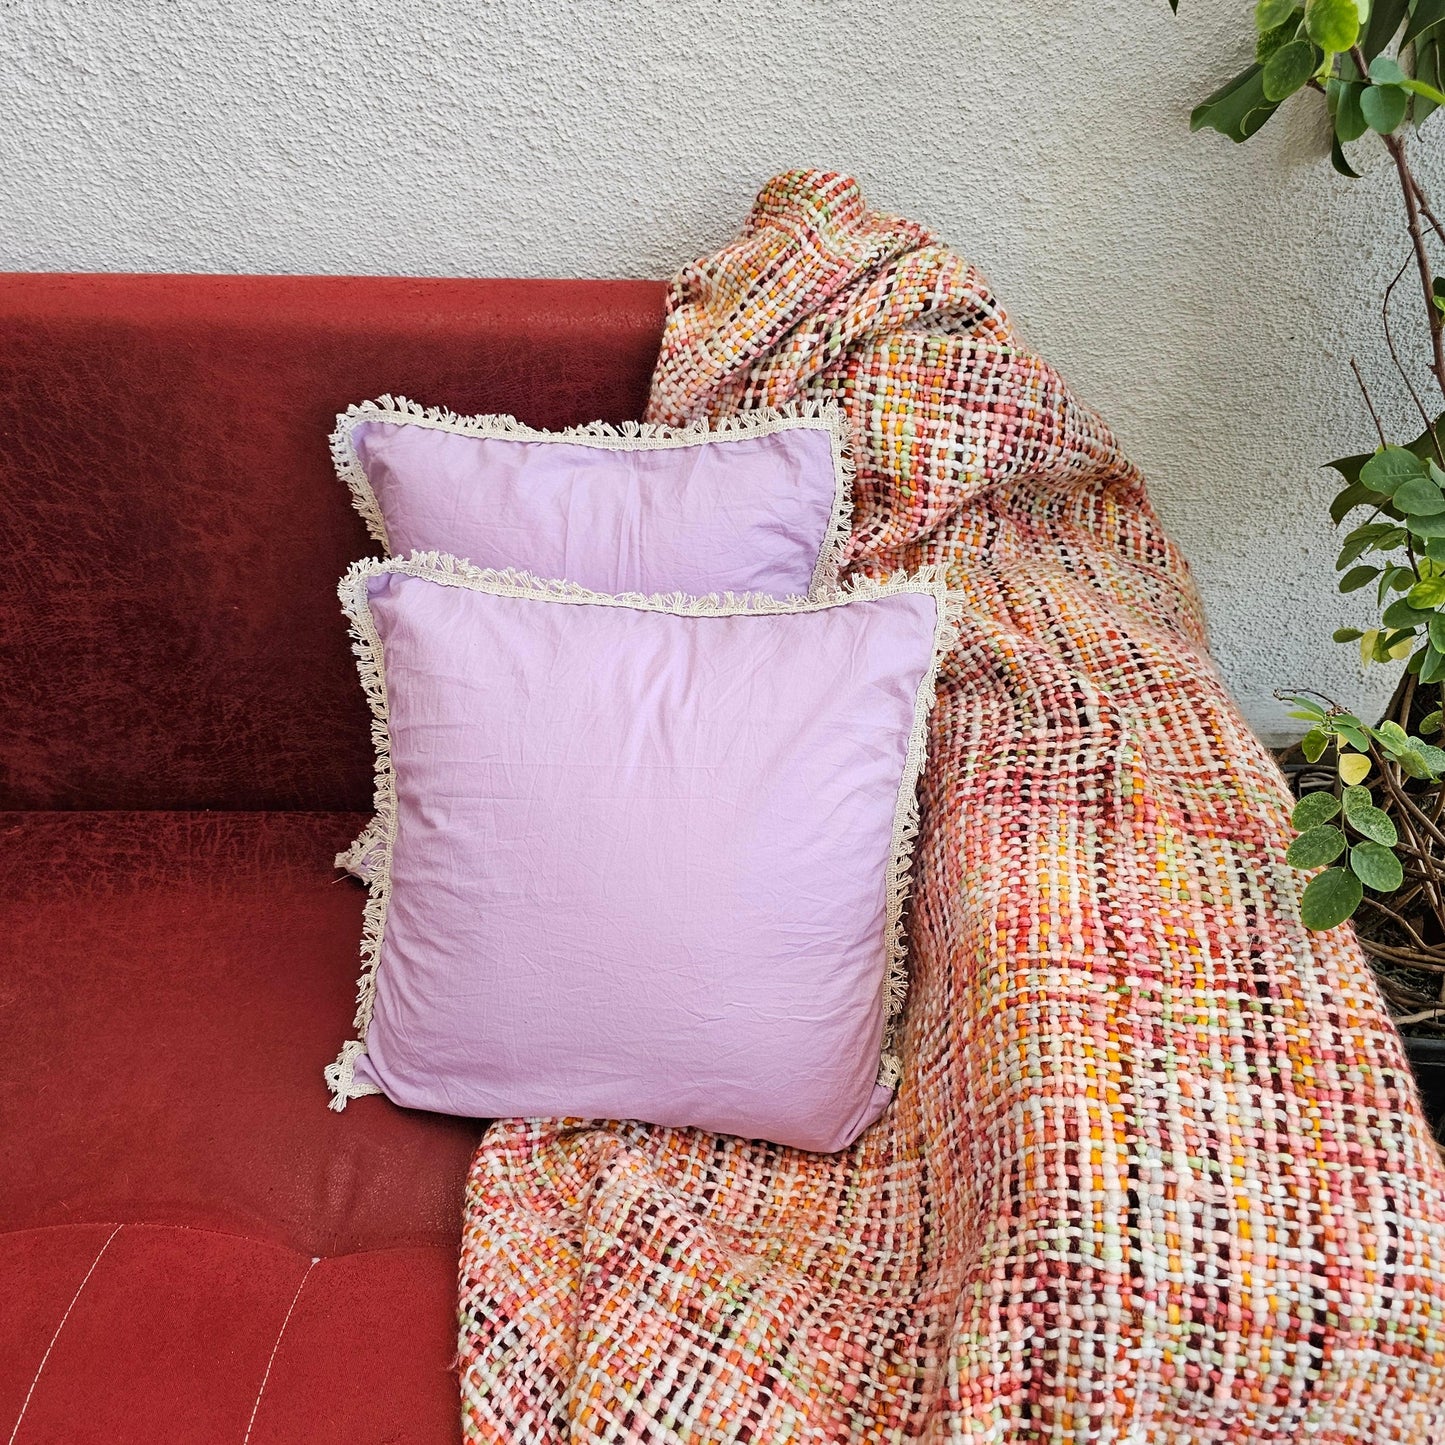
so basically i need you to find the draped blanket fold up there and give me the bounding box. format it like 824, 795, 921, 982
457, 171, 1445, 1443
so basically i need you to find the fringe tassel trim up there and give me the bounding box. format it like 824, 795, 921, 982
325, 553, 964, 1109
328, 395, 857, 596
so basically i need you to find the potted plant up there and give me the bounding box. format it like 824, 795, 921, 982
1172, 0, 1445, 1137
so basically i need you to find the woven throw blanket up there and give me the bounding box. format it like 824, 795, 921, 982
457, 171, 1445, 1442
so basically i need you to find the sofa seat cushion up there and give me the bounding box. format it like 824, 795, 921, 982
0, 1223, 458, 1443
0, 810, 480, 1253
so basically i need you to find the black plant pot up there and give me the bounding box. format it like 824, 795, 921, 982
1405, 1036, 1445, 1144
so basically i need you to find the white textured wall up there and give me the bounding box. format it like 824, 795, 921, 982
5, 0, 1444, 742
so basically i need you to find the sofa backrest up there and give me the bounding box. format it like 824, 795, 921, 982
0, 274, 668, 810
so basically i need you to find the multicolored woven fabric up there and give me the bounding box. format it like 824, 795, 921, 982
457, 171, 1445, 1442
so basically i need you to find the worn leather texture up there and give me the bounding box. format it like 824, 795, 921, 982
0, 273, 668, 810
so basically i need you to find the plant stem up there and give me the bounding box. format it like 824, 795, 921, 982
1410, 170, 1445, 250
1387, 131, 1445, 403
1351, 356, 1389, 445
1349, 47, 1445, 412
1382, 255, 1440, 448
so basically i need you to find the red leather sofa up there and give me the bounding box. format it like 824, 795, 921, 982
0, 274, 668, 1443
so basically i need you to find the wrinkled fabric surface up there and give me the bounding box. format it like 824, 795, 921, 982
339, 560, 945, 1152
455, 172, 1445, 1441
347, 410, 847, 595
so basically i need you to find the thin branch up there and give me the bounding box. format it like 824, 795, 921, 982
1381, 125, 1445, 406
1351, 357, 1389, 446
1356, 892, 1438, 951
1383, 253, 1439, 446
1410, 169, 1445, 250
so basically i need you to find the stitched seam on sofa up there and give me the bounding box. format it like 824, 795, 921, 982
324, 553, 963, 1109
242, 1256, 319, 1445
6, 1224, 123, 1445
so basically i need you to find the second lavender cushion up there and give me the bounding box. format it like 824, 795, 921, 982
326, 555, 957, 1153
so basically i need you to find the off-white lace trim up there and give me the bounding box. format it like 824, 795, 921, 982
329, 394, 857, 596
325, 553, 963, 1111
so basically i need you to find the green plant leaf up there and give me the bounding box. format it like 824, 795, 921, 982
1383, 597, 1434, 628
1337, 524, 1392, 566
1394, 475, 1445, 513
1404, 74, 1445, 102
1342, 787, 1398, 844
1300, 866, 1363, 927
1292, 791, 1342, 828
1331, 131, 1365, 174
1307, 0, 1361, 50
1405, 0, 1445, 44
1360, 445, 1428, 493
1416, 35, 1443, 122
1382, 564, 1417, 602
1361, 82, 1411, 131
1339, 563, 1381, 591
1265, 39, 1322, 96
1336, 719, 1376, 751
1405, 411, 1445, 464
1398, 746, 1436, 776
1412, 739, 1445, 771
1287, 824, 1348, 868
1409, 576, 1445, 607
1408, 513, 1445, 539
1327, 451, 1371, 485
1302, 727, 1330, 762
1334, 626, 1367, 641
1329, 479, 1385, 524
1422, 644, 1445, 683
1363, 0, 1410, 56
1372, 720, 1408, 754
1422, 708, 1444, 734
1368, 54, 1408, 85
1350, 840, 1405, 890
1191, 64, 1282, 140
1331, 130, 1364, 174
1335, 79, 1371, 140
1257, 0, 1299, 28
1259, 14, 1306, 61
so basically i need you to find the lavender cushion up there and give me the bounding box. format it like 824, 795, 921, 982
331, 397, 853, 595
326, 556, 956, 1153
